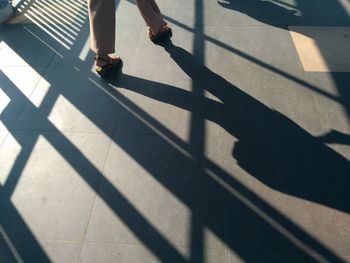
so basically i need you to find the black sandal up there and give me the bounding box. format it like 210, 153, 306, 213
149, 25, 172, 43
94, 55, 123, 76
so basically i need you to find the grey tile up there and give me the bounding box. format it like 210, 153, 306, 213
303, 72, 348, 100
79, 242, 226, 263
322, 141, 350, 161
191, 248, 227, 263
104, 27, 221, 141
0, 131, 111, 241
9, 0, 89, 50
162, 8, 196, 29
85, 128, 223, 250
0, 130, 9, 146
79, 242, 172, 263
0, 66, 43, 130
84, 194, 142, 245
288, 27, 350, 73
199, 26, 331, 135
219, 112, 350, 209
14, 68, 121, 134
127, 26, 194, 82
118, 0, 195, 29
312, 73, 350, 136
48, 22, 143, 72
113, 25, 144, 73
203, 25, 303, 77
14, 239, 82, 263
47, 22, 94, 70
115, 0, 145, 26
285, 0, 350, 26
216, 64, 325, 135
218, 121, 350, 261
86, 135, 190, 248
202, 0, 287, 27
0, 227, 17, 263
222, 189, 350, 262
226, 249, 322, 263
157, 0, 196, 11
156, 0, 287, 27
0, 1, 348, 263
0, 24, 61, 67
113, 84, 196, 141
106, 24, 226, 141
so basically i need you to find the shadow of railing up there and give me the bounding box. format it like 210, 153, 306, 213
11, 0, 88, 49
218, 0, 350, 119
0, 0, 349, 262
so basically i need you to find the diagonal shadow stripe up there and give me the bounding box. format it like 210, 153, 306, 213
1, 1, 349, 262
0, 71, 187, 262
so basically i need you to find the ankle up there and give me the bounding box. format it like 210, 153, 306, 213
96, 53, 109, 60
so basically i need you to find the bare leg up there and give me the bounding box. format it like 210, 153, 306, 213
87, 0, 116, 55
136, 0, 167, 35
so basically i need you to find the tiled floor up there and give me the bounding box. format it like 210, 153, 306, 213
1, 0, 350, 262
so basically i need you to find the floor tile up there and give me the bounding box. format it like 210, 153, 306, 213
115, 0, 145, 26
202, 25, 329, 135
218, 123, 350, 260
47, 22, 94, 70
0, 131, 111, 241
0, 0, 349, 261
9, 0, 88, 51
204, 25, 303, 77
10, 0, 88, 26
157, 0, 196, 11
79, 242, 175, 263
289, 27, 350, 72
14, 239, 82, 263
110, 25, 222, 141
0, 226, 18, 263
79, 242, 226, 263
0, 66, 43, 130
285, 0, 350, 26
113, 84, 198, 142
0, 130, 9, 146
159, 0, 287, 27
13, 68, 121, 134
202, 0, 287, 27
0, 24, 61, 67
85, 129, 224, 251
127, 24, 195, 83
48, 24, 143, 73
85, 133, 195, 248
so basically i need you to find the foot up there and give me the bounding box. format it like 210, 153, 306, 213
149, 24, 172, 42
94, 54, 123, 76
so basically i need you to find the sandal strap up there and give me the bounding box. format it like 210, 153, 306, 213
94, 56, 120, 63
149, 26, 172, 41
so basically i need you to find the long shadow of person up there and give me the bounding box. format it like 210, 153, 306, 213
109, 41, 350, 215
164, 41, 350, 213
93, 39, 350, 261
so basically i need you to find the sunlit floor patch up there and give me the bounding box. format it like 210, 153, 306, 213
289, 27, 350, 72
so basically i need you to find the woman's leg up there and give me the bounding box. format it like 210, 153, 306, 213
136, 0, 167, 35
149, 0, 161, 16
87, 0, 116, 55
